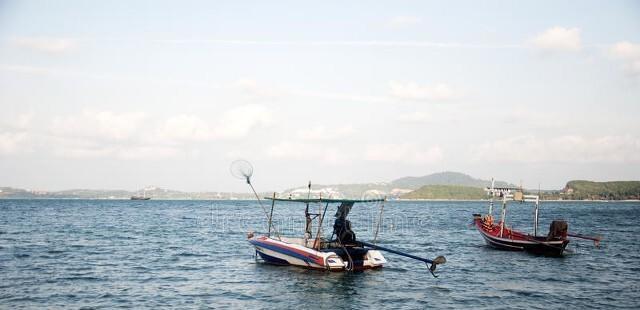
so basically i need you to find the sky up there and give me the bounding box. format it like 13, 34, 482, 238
0, 0, 639, 192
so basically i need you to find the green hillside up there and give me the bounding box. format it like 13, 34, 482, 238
391, 172, 513, 189
563, 180, 640, 200
400, 185, 487, 200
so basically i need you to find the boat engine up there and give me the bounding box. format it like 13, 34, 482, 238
333, 219, 356, 244
333, 202, 356, 244
547, 220, 568, 240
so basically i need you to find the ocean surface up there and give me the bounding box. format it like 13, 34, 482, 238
1, 199, 639, 309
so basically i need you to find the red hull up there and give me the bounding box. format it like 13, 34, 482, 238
473, 215, 569, 256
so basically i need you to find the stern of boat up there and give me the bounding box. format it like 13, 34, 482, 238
248, 235, 352, 270
362, 250, 387, 269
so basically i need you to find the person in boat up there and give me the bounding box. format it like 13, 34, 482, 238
333, 202, 356, 245
482, 214, 494, 230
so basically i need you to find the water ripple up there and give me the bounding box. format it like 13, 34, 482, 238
0, 199, 638, 309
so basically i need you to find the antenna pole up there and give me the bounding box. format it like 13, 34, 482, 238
489, 178, 495, 215
534, 196, 539, 236
373, 197, 386, 244
268, 192, 276, 237
535, 183, 540, 236
313, 202, 330, 250
500, 195, 507, 238
304, 181, 312, 242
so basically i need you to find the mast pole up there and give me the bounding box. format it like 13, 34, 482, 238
268, 192, 276, 237
373, 197, 386, 244
534, 196, 539, 236
313, 202, 330, 250
304, 181, 312, 242
488, 178, 495, 215
534, 183, 540, 237
500, 194, 507, 237
318, 191, 322, 242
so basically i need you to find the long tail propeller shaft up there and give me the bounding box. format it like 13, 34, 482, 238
568, 233, 602, 247
358, 241, 446, 277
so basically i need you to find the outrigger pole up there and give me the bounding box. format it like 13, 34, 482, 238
358, 241, 446, 277
231, 159, 280, 239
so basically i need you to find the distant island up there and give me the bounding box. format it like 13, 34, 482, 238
558, 180, 640, 200
1, 172, 638, 200
400, 185, 486, 200
398, 181, 640, 201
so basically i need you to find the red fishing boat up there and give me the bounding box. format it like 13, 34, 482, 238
473, 180, 600, 257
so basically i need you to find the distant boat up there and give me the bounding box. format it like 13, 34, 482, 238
131, 188, 150, 200
130, 196, 150, 200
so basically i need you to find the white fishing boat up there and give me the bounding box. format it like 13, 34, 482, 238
248, 197, 389, 271
231, 160, 446, 275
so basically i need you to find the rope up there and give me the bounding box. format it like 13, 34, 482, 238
336, 234, 354, 271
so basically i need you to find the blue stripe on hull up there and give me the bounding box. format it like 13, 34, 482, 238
249, 239, 319, 265
257, 251, 291, 265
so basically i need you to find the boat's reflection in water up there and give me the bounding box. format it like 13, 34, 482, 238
251, 262, 380, 306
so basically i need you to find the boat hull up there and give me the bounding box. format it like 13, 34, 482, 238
473, 215, 569, 256
130, 197, 150, 200
249, 236, 386, 271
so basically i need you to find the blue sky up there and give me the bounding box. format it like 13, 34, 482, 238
1, 1, 639, 191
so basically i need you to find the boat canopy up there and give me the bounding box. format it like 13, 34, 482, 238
264, 197, 385, 204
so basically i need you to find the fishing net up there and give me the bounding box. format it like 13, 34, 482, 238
230, 159, 254, 183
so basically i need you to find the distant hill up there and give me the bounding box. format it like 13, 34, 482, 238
280, 172, 513, 199
391, 171, 513, 189
400, 185, 486, 200
562, 180, 640, 200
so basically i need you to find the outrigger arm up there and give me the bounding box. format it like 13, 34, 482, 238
358, 241, 446, 277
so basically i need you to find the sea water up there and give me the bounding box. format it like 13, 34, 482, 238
1, 199, 638, 309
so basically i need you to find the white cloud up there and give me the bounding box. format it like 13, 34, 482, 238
610, 41, 640, 75
0, 113, 33, 131
386, 16, 422, 29
297, 125, 355, 141
156, 105, 272, 142
292, 90, 390, 104
364, 143, 443, 164
233, 79, 283, 98
266, 141, 349, 164
11, 37, 76, 53
51, 110, 147, 141
113, 146, 182, 160
0, 113, 33, 155
0, 132, 28, 155
395, 111, 432, 123
530, 27, 581, 52
213, 104, 272, 139
49, 105, 270, 147
157, 114, 213, 141
472, 135, 640, 163
389, 81, 457, 101
43, 106, 271, 160
51, 139, 182, 160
